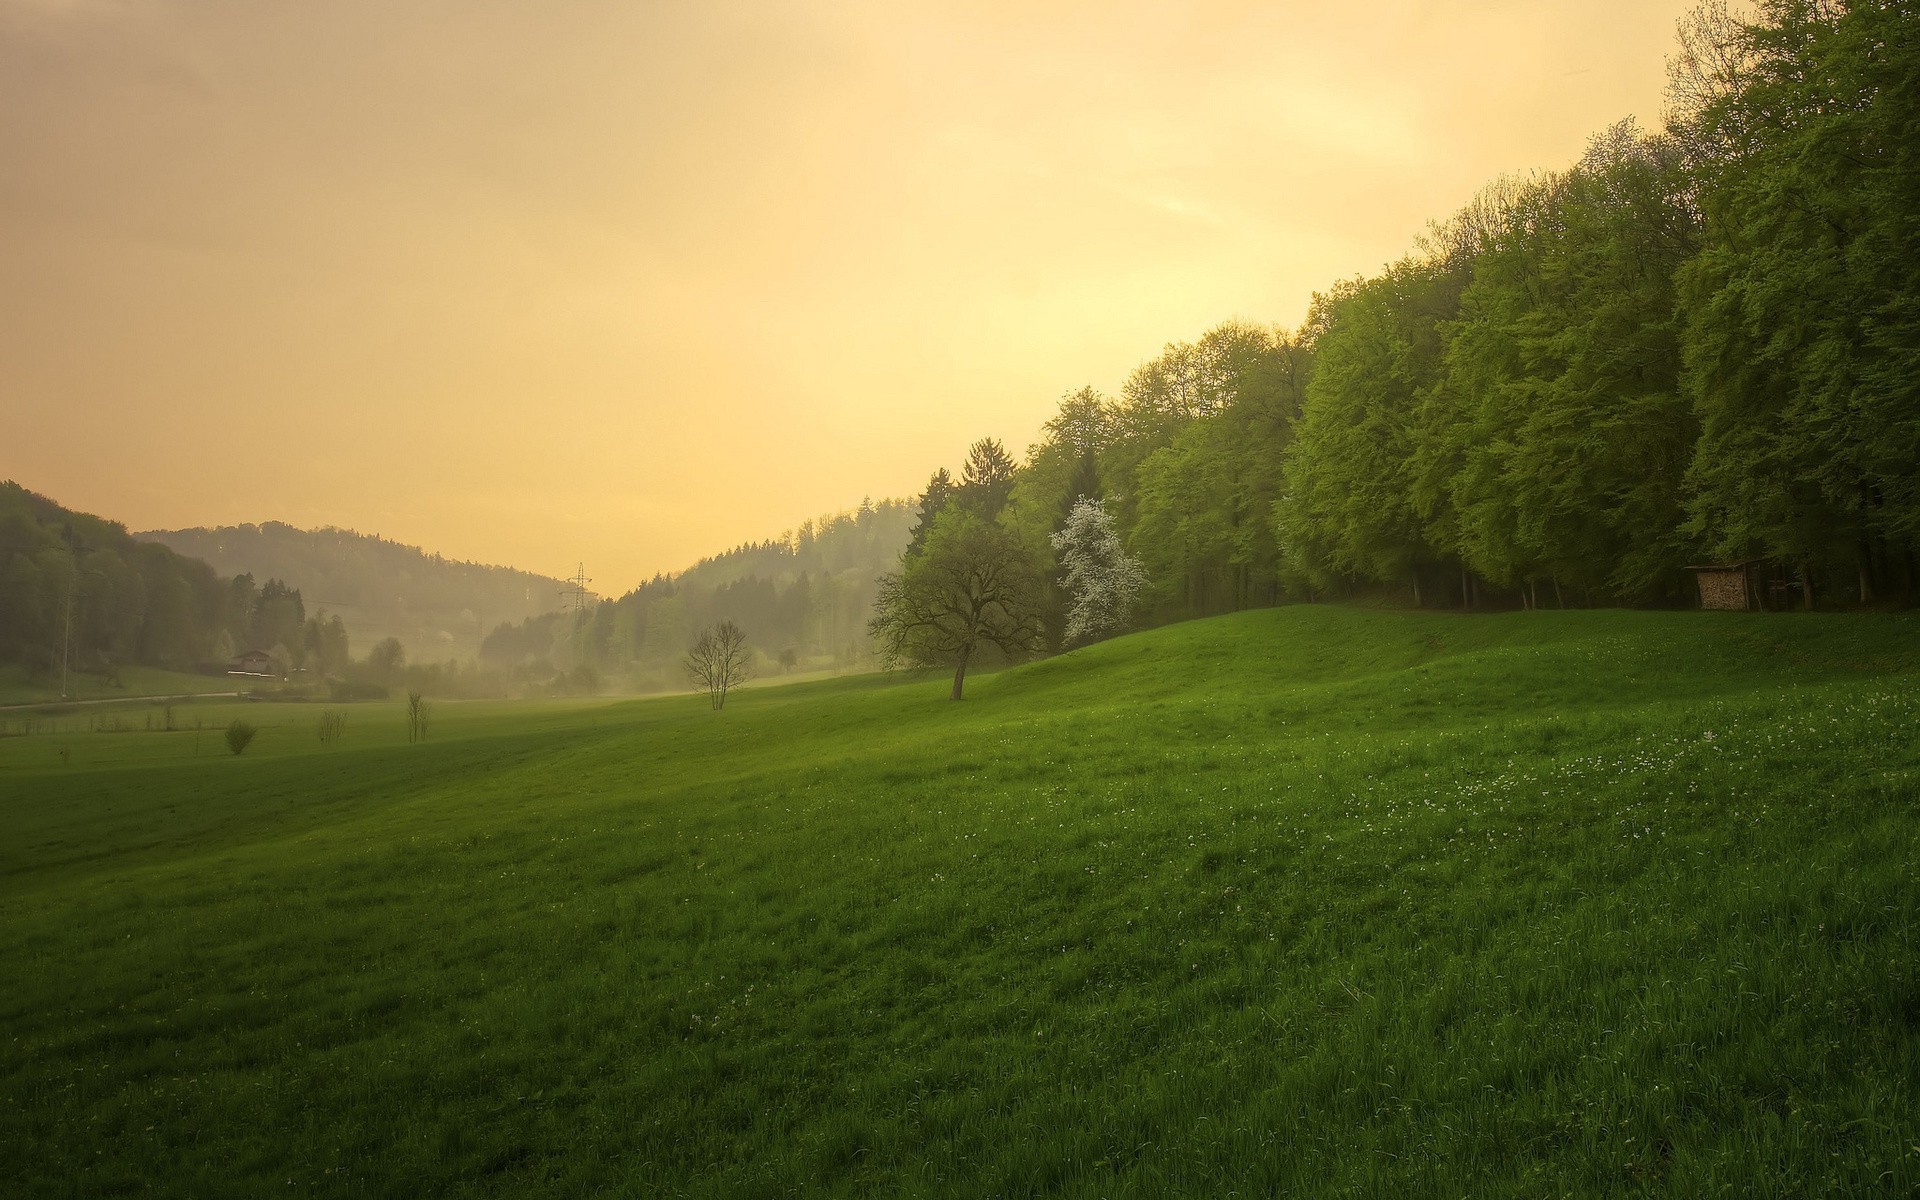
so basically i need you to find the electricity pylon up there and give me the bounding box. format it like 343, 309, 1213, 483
560, 563, 593, 617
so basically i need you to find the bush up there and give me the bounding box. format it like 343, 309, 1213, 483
224, 720, 257, 756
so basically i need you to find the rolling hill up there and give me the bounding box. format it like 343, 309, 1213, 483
139, 522, 574, 662
2, 606, 1917, 1195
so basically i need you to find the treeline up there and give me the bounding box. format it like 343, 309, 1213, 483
0, 481, 346, 680
478, 500, 914, 691
954, 0, 1916, 626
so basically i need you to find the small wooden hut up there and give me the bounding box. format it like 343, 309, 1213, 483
1686, 559, 1767, 611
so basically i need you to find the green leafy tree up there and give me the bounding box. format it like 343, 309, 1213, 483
869, 509, 1045, 700
906, 469, 955, 558
1278, 261, 1463, 595
366, 636, 406, 684
1673, 0, 1920, 601
1435, 127, 1698, 603
957, 439, 1018, 521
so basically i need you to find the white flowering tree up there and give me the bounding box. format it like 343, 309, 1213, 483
1051, 498, 1145, 646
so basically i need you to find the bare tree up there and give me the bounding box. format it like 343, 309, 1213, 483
685, 620, 752, 710
406, 690, 431, 742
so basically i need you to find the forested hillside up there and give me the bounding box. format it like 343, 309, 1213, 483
0, 482, 330, 685
912, 0, 1917, 633
480, 500, 913, 691
140, 523, 573, 661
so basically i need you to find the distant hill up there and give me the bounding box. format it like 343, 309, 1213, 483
479, 498, 915, 690
138, 523, 571, 661
0, 480, 278, 685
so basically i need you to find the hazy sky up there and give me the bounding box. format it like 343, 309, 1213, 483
2, 0, 1698, 592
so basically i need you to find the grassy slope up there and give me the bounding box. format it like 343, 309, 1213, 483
0, 665, 241, 707
1, 607, 1918, 1197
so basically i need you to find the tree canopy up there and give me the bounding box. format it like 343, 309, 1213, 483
870, 508, 1046, 700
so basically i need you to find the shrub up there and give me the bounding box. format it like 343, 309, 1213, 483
224, 720, 257, 756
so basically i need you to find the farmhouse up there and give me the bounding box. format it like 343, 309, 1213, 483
227, 650, 279, 678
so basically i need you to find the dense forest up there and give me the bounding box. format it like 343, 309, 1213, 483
479, 500, 913, 692
140, 522, 572, 660
886, 0, 1917, 640
0, 482, 339, 683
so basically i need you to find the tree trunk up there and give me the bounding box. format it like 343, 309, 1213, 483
1800, 562, 1814, 611
950, 646, 971, 701
1858, 550, 1873, 605
1411, 572, 1422, 608
1461, 564, 1471, 611
1553, 577, 1564, 609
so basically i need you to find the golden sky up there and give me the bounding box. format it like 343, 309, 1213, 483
2, 0, 1697, 592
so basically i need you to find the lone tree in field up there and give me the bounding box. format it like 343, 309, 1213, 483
685, 620, 752, 710
406, 691, 431, 742
869, 508, 1046, 700
1051, 498, 1146, 646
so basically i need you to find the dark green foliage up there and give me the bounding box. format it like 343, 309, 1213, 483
249, 578, 305, 661
367, 636, 406, 683
957, 439, 1018, 521
0, 481, 246, 676
223, 719, 256, 755
1060, 452, 1102, 519
1434, 126, 1700, 601
907, 469, 955, 557
302, 611, 351, 676
1280, 262, 1463, 595
870, 508, 1047, 699
479, 500, 913, 692
1674, 0, 1920, 601
989, 3, 1920, 617
140, 521, 572, 659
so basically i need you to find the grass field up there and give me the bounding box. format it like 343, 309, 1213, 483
2, 607, 1918, 1196
0, 663, 242, 708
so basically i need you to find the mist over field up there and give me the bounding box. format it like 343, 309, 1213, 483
5, 1, 1920, 1195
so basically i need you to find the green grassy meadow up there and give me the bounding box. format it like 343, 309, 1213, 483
0, 664, 242, 708
2, 607, 1918, 1196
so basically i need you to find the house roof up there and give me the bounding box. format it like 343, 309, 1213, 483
1684, 558, 1768, 571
